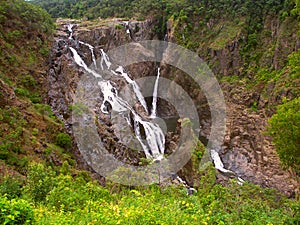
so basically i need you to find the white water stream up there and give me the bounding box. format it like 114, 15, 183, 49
69, 34, 164, 160
67, 24, 74, 39
150, 68, 160, 118
79, 41, 97, 68
124, 21, 130, 34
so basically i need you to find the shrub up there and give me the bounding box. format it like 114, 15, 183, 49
39, 45, 50, 57
4, 30, 22, 42
268, 97, 300, 173
23, 163, 56, 203
56, 133, 72, 149
0, 144, 9, 160
69, 103, 88, 116
32, 128, 38, 136
115, 24, 124, 30
14, 88, 30, 98
0, 176, 23, 199
46, 175, 86, 211
0, 196, 34, 225
46, 175, 109, 212
18, 75, 37, 89
34, 104, 55, 119
29, 95, 41, 104
288, 50, 300, 79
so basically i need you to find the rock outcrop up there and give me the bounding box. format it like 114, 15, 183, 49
166, 15, 299, 196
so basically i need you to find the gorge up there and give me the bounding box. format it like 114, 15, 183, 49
0, 0, 299, 223
49, 17, 298, 196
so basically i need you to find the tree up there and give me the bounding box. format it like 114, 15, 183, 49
268, 97, 300, 174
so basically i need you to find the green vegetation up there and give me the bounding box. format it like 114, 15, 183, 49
56, 133, 72, 149
268, 97, 300, 174
209, 23, 241, 50
0, 0, 299, 224
0, 176, 23, 200
0, 0, 54, 102
32, 0, 294, 21
0, 0, 69, 174
0, 106, 28, 169
69, 102, 88, 116
0, 196, 34, 225
31, 0, 299, 71
0, 162, 299, 224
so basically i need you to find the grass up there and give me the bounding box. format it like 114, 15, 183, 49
209, 22, 241, 50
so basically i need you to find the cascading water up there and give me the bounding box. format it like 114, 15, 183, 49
79, 41, 97, 68
69, 47, 101, 78
99, 48, 149, 114
65, 23, 242, 192
114, 66, 149, 114
210, 150, 235, 175
97, 78, 164, 159
210, 149, 244, 185
150, 68, 160, 118
125, 21, 130, 34
100, 49, 112, 70
69, 34, 164, 160
67, 24, 74, 39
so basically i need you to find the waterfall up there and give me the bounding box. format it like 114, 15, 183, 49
210, 150, 234, 174
124, 21, 130, 34
67, 24, 74, 39
98, 80, 130, 113
150, 68, 160, 118
69, 43, 164, 160
175, 175, 197, 195
136, 116, 165, 159
79, 41, 97, 68
63, 23, 243, 191
210, 149, 244, 184
115, 66, 149, 114
69, 47, 101, 78
97, 80, 164, 159
100, 49, 112, 70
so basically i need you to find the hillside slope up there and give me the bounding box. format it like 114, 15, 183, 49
0, 0, 79, 178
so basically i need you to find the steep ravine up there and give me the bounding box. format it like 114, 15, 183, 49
48, 18, 298, 196
166, 16, 299, 196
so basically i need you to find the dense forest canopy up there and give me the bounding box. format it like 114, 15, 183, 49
31, 0, 295, 21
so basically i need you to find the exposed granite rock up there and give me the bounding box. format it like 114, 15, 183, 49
220, 82, 298, 197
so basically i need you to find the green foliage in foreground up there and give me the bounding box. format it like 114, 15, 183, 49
268, 97, 300, 174
0, 163, 299, 225
0, 196, 34, 225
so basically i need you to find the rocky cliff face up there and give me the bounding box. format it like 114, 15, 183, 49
48, 18, 158, 124
47, 17, 298, 196
221, 83, 298, 196
165, 16, 299, 196
168, 16, 299, 77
